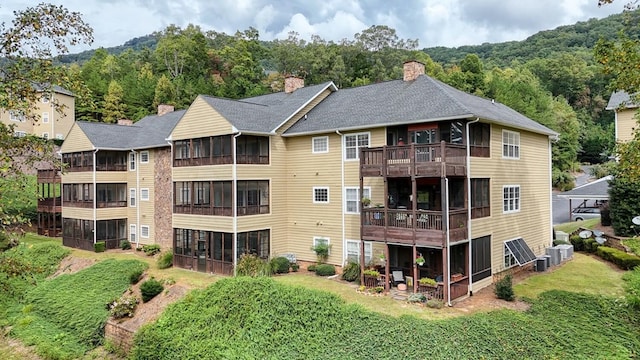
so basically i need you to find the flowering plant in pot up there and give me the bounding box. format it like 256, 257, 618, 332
415, 255, 425, 266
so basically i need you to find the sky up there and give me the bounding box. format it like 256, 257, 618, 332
0, 0, 628, 52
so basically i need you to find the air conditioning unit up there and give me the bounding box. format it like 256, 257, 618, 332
555, 244, 574, 262
555, 230, 569, 243
535, 257, 548, 272
545, 247, 561, 266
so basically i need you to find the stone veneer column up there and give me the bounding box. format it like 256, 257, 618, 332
154, 148, 173, 249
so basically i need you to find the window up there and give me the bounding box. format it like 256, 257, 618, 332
345, 187, 370, 214
42, 112, 49, 123
130, 224, 136, 243
129, 153, 136, 170
313, 187, 329, 203
471, 178, 490, 219
130, 188, 136, 207
56, 134, 64, 140
42, 132, 49, 140
140, 188, 149, 201
41, 95, 49, 103
502, 185, 520, 213
14, 131, 26, 138
141, 225, 150, 238
346, 240, 372, 263
9, 111, 25, 122
472, 236, 492, 282
470, 122, 490, 157
236, 135, 269, 164
502, 130, 520, 159
312, 136, 329, 153
237, 180, 269, 215
237, 229, 270, 259
140, 151, 149, 163
344, 132, 369, 160
313, 237, 330, 255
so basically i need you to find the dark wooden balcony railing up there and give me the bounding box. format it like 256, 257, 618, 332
361, 142, 467, 177
174, 205, 233, 216
37, 169, 60, 183
362, 208, 468, 246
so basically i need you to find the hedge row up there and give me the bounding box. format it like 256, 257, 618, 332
570, 234, 640, 270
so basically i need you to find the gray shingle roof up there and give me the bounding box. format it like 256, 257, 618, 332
76, 110, 185, 150
200, 82, 336, 133
284, 75, 557, 136
606, 91, 637, 110
557, 175, 611, 200
33, 83, 74, 97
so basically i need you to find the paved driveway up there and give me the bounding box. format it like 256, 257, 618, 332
552, 166, 591, 225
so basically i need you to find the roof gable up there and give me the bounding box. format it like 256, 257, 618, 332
606, 91, 637, 110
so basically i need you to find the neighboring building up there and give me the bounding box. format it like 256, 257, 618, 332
606, 91, 638, 142
0, 85, 75, 140
36, 167, 62, 237
59, 105, 181, 251
59, 62, 556, 302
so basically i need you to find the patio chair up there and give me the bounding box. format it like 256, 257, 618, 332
391, 270, 405, 287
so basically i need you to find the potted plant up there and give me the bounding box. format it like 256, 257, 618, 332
419, 277, 437, 287
361, 197, 371, 208
415, 255, 425, 266
378, 253, 386, 264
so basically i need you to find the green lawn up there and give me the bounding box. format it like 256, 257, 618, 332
553, 217, 599, 234
514, 252, 626, 299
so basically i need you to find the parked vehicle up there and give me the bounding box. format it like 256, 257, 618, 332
571, 207, 601, 221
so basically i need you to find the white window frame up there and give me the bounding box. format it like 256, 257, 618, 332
312, 136, 329, 154
140, 151, 149, 163
14, 131, 26, 138
130, 224, 136, 242
502, 130, 520, 159
313, 236, 330, 255
504, 243, 517, 269
9, 111, 25, 122
42, 132, 49, 140
313, 187, 329, 204
55, 133, 64, 140
140, 225, 150, 238
41, 95, 49, 103
129, 152, 136, 171
140, 188, 150, 201
130, 188, 136, 207
502, 185, 520, 213
42, 112, 49, 123
344, 132, 370, 161
345, 187, 370, 214
346, 240, 373, 263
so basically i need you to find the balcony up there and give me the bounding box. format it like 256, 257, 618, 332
38, 197, 62, 212
361, 208, 468, 247
360, 142, 467, 178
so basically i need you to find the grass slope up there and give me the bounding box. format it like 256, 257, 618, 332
131, 277, 640, 360
8, 258, 148, 360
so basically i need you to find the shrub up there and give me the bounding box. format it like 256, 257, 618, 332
94, 241, 106, 253
270, 256, 291, 274
315, 264, 336, 276
600, 202, 611, 226
494, 274, 515, 301
107, 294, 139, 319
307, 264, 317, 272
596, 246, 640, 270
552, 169, 575, 191
311, 242, 331, 263
341, 260, 360, 282
157, 251, 173, 269
236, 254, 271, 277
120, 240, 132, 250
142, 244, 161, 256
584, 238, 600, 253
419, 277, 437, 286
553, 239, 570, 246
362, 269, 379, 277
570, 234, 585, 251
140, 278, 164, 303
426, 299, 444, 309
290, 263, 300, 272
407, 293, 426, 303
130, 268, 144, 285
369, 286, 384, 293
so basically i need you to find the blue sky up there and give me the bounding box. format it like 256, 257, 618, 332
0, 0, 628, 52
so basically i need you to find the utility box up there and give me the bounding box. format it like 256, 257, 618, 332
556, 244, 574, 262
536, 257, 548, 272
555, 230, 569, 243
546, 247, 561, 266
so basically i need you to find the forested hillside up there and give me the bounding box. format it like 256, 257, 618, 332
54, 11, 639, 188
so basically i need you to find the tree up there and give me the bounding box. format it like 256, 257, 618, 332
103, 80, 127, 123
0, 3, 92, 244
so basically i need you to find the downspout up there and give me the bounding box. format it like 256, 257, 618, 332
336, 130, 346, 267
232, 132, 242, 276
92, 148, 98, 245
445, 177, 451, 307
549, 135, 557, 247
465, 117, 479, 295
132, 149, 140, 248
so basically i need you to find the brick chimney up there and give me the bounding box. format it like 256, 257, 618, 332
403, 60, 425, 81
284, 76, 304, 94
157, 104, 175, 116
117, 119, 133, 126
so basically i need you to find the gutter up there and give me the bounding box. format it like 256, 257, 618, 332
132, 149, 140, 248
92, 148, 98, 245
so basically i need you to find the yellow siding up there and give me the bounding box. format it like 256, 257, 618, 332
173, 165, 233, 181
96, 172, 128, 183
60, 124, 93, 153
61, 172, 93, 183
173, 214, 234, 231
96, 208, 128, 220
62, 207, 93, 220
170, 97, 234, 140
616, 109, 637, 142
276, 88, 332, 134
470, 124, 552, 281
0, 91, 74, 139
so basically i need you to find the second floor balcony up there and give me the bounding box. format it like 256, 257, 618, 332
361, 142, 467, 178
361, 208, 468, 247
